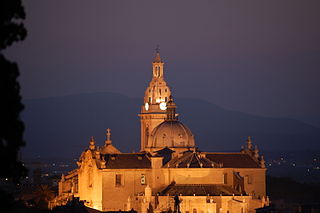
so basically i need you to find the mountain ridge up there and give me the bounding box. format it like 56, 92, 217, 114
21, 92, 320, 158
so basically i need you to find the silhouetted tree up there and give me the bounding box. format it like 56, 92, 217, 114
33, 185, 55, 210
0, 0, 27, 182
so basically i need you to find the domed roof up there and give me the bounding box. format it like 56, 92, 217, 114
100, 144, 121, 154
149, 120, 195, 148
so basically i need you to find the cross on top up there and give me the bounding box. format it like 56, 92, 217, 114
155, 45, 160, 53
106, 128, 111, 143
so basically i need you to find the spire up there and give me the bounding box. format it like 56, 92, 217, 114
89, 136, 96, 150
152, 45, 164, 78
153, 45, 162, 63
105, 128, 112, 145
143, 46, 170, 107
166, 96, 177, 121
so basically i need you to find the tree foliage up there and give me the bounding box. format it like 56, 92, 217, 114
0, 0, 27, 182
33, 185, 55, 209
0, 0, 27, 50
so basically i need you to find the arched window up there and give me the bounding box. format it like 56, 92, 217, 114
165, 97, 167, 102
193, 209, 197, 213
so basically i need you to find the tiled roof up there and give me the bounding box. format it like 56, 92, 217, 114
159, 184, 243, 196
164, 151, 260, 168
99, 151, 260, 169
100, 144, 121, 154
205, 153, 261, 168
165, 151, 219, 168
103, 153, 151, 169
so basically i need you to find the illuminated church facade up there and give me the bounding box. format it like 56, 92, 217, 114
52, 50, 269, 213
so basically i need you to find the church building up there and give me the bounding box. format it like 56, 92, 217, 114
52, 49, 269, 213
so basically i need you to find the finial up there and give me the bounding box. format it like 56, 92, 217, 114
100, 155, 106, 169
153, 45, 162, 63
155, 45, 160, 53
260, 155, 265, 168
106, 128, 112, 145
89, 136, 96, 150
246, 136, 252, 150
95, 150, 100, 159
254, 145, 259, 158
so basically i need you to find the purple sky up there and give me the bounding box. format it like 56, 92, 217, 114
5, 0, 320, 126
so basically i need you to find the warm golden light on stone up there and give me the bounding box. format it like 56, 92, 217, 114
51, 50, 269, 213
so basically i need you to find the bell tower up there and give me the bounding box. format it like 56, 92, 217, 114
139, 47, 172, 152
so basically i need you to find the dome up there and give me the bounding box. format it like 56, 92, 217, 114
144, 80, 171, 105
149, 120, 195, 148
100, 144, 121, 154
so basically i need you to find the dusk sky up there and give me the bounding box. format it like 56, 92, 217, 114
5, 0, 320, 127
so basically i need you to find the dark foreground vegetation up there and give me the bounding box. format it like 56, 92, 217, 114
266, 176, 320, 212
267, 176, 320, 203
